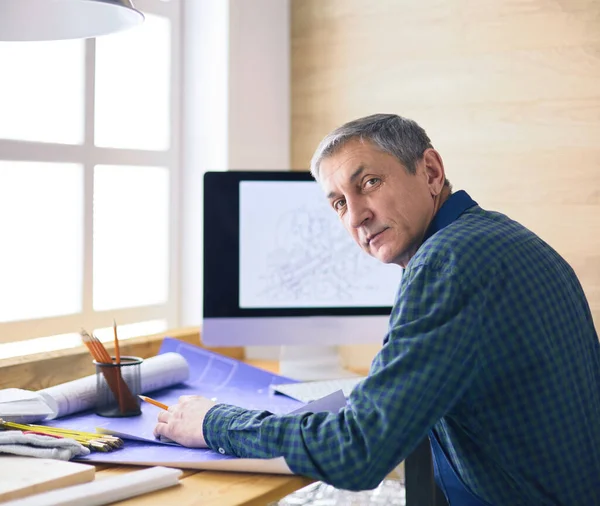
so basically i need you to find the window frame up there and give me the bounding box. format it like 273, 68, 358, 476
0, 0, 181, 344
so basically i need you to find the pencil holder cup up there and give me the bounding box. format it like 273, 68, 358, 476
94, 356, 143, 417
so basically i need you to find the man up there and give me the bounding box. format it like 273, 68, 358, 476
154, 114, 600, 505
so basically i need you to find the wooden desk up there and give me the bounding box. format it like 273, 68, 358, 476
94, 465, 311, 506
0, 334, 313, 506
0, 330, 439, 505
96, 358, 312, 506
94, 358, 441, 506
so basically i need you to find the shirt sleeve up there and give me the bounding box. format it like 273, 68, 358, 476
203, 261, 483, 491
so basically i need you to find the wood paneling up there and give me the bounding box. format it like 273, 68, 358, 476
291, 0, 600, 337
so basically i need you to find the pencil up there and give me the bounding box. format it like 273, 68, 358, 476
0, 420, 124, 452
80, 328, 138, 414
138, 395, 169, 411
113, 319, 121, 365
112, 320, 125, 413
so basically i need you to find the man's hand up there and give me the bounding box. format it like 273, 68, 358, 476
153, 395, 217, 448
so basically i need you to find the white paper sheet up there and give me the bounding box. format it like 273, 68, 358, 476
0, 388, 55, 422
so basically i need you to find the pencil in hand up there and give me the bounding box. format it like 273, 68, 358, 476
138, 395, 169, 411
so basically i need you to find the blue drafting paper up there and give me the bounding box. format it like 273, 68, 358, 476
76, 439, 237, 464
46, 338, 345, 471
72, 438, 294, 474
74, 390, 346, 468
48, 337, 302, 444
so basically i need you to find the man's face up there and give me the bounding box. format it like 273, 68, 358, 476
318, 139, 440, 267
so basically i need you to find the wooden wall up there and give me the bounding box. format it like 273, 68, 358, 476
291, 0, 600, 338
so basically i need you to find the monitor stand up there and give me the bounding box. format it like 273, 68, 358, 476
279, 345, 359, 381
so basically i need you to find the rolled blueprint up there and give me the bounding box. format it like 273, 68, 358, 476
38, 352, 189, 420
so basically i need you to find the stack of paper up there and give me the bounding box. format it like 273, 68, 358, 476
0, 389, 55, 423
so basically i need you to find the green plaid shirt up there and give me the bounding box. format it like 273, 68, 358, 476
204, 191, 600, 505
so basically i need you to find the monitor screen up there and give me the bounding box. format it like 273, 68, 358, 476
202, 171, 402, 346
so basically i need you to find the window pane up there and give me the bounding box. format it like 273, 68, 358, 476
93, 165, 169, 310
0, 162, 83, 322
0, 41, 84, 144
95, 14, 171, 150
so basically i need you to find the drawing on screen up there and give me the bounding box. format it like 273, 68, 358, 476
256, 205, 382, 303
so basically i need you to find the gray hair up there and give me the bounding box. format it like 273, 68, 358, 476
310, 113, 436, 181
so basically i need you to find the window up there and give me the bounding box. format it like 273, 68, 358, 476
0, 0, 181, 357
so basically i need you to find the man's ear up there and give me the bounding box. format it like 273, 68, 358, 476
422, 148, 446, 197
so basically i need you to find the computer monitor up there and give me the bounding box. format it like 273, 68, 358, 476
202, 171, 403, 378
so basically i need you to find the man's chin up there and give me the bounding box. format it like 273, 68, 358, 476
369, 245, 406, 266
371, 247, 395, 264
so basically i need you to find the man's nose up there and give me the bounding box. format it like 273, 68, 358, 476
347, 200, 371, 229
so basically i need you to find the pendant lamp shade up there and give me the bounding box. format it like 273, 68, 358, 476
0, 0, 144, 41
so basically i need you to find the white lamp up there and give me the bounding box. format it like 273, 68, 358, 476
0, 0, 144, 41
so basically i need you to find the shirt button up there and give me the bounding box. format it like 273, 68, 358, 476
218, 448, 226, 454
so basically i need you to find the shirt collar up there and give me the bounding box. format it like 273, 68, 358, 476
423, 190, 477, 243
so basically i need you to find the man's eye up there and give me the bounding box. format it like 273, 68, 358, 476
333, 199, 346, 211
365, 177, 380, 188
